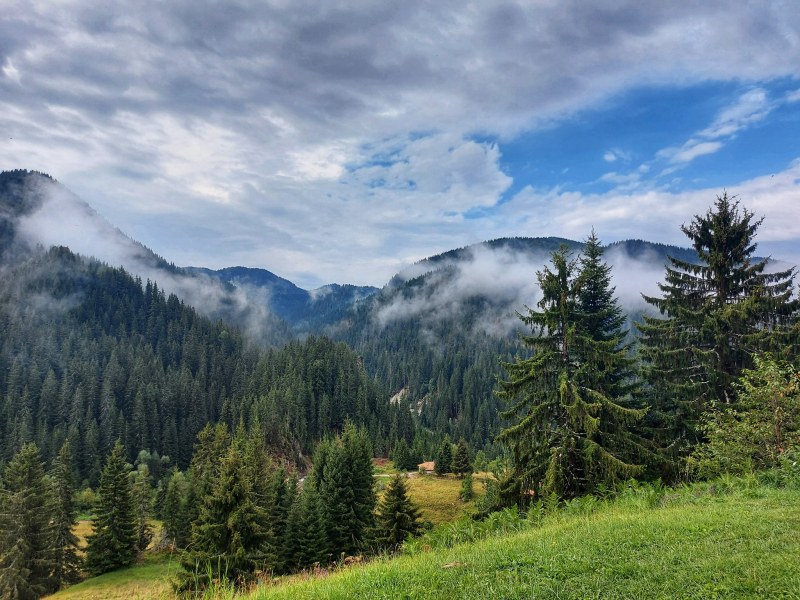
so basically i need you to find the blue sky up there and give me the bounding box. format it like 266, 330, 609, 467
1, 2, 799, 287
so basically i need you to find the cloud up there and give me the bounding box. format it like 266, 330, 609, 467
13, 176, 283, 343
1, 2, 799, 286
664, 140, 724, 164
372, 238, 677, 341
495, 159, 800, 260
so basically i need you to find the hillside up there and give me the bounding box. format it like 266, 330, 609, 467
45, 477, 800, 599
256, 482, 800, 599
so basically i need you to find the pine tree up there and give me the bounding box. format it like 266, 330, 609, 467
639, 194, 798, 466
318, 442, 356, 559
452, 439, 472, 477
84, 440, 138, 575
0, 443, 56, 599
297, 479, 329, 569
179, 432, 272, 590
342, 423, 375, 552
391, 438, 412, 471
376, 474, 421, 550
498, 244, 646, 500
281, 477, 302, 572
131, 464, 153, 552
161, 469, 190, 547
50, 441, 82, 588
434, 437, 452, 475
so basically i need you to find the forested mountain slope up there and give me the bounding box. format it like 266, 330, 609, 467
0, 245, 403, 485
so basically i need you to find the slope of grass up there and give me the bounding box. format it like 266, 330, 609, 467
46, 553, 178, 600
402, 474, 484, 525
254, 485, 800, 599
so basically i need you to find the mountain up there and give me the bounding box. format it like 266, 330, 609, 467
188, 265, 378, 331
0, 169, 293, 346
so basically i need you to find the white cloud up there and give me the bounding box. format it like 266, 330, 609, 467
699, 88, 772, 139
667, 140, 724, 164
495, 160, 800, 257
1, 2, 800, 285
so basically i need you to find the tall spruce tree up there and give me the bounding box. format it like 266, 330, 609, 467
50, 441, 82, 588
375, 474, 421, 550
0, 443, 56, 599
498, 244, 646, 500
452, 439, 472, 477
434, 436, 452, 475
318, 442, 356, 559
297, 479, 329, 569
179, 430, 273, 591
342, 423, 375, 552
639, 194, 798, 468
84, 440, 138, 575
161, 468, 190, 547
131, 464, 154, 552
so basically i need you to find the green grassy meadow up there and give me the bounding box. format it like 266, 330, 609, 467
254, 483, 800, 599
48, 477, 800, 600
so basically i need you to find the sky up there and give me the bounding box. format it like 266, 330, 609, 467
1, 1, 799, 288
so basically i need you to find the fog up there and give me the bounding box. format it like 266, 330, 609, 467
375, 241, 670, 338
14, 176, 280, 342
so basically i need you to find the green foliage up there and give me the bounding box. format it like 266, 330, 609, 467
161, 468, 190, 547
84, 440, 138, 576
498, 238, 646, 500
311, 425, 376, 560
178, 428, 275, 591
691, 354, 800, 478
50, 441, 82, 587
639, 194, 798, 473
0, 245, 401, 483
297, 479, 328, 568
376, 474, 422, 550
452, 439, 472, 477
0, 443, 57, 599
390, 438, 415, 471
459, 472, 474, 502
434, 437, 452, 475
131, 464, 153, 552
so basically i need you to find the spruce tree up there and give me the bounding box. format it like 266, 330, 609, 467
0, 443, 56, 599
391, 438, 412, 471
376, 474, 421, 550
459, 471, 474, 501
318, 442, 356, 559
342, 423, 376, 552
434, 437, 452, 475
50, 441, 82, 587
131, 464, 153, 552
498, 244, 646, 500
161, 469, 190, 547
297, 479, 329, 568
639, 194, 798, 466
281, 477, 302, 572
179, 432, 272, 590
84, 440, 138, 575
452, 439, 472, 477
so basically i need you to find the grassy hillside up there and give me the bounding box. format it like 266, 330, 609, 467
255, 482, 800, 599
48, 477, 800, 599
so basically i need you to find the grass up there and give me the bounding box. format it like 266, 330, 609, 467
402, 474, 485, 525
46, 552, 179, 600
49, 476, 800, 599
253, 484, 800, 599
